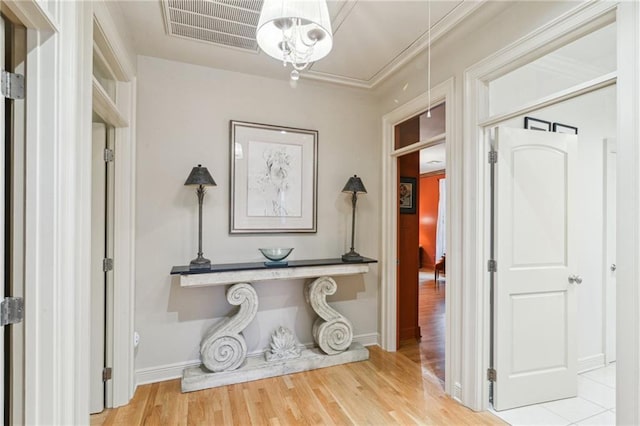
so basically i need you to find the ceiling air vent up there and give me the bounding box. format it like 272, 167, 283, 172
162, 0, 263, 52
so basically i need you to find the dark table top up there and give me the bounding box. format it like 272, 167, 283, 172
171, 257, 378, 275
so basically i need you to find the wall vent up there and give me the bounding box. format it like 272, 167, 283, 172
162, 0, 263, 52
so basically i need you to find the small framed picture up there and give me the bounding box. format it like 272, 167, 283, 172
524, 116, 551, 131
399, 177, 417, 214
552, 122, 578, 135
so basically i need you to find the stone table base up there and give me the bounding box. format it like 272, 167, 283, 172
182, 343, 369, 393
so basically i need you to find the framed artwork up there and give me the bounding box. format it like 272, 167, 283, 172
524, 116, 551, 131
553, 122, 578, 135
399, 177, 417, 214
229, 121, 318, 234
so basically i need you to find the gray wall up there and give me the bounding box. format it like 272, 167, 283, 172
134, 55, 381, 379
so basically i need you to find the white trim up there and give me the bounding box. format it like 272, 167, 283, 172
578, 354, 606, 374
616, 2, 640, 424
2, 0, 58, 32
391, 133, 447, 158
453, 382, 462, 403
353, 332, 379, 347
0, 14, 6, 424
465, 2, 616, 96
92, 76, 128, 127
305, 1, 484, 89
479, 73, 617, 129
91, 0, 138, 409
381, 77, 456, 398
603, 137, 617, 365
136, 359, 202, 387
92, 1, 135, 82
110, 77, 138, 407
462, 0, 625, 414
74, 3, 94, 421
135, 333, 380, 386
22, 2, 93, 423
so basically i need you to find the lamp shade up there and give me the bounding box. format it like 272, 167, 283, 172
342, 175, 367, 194
185, 164, 217, 186
256, 0, 333, 63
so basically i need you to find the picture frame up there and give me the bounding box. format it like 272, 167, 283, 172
552, 122, 578, 135
524, 116, 551, 131
230, 120, 318, 234
399, 177, 417, 214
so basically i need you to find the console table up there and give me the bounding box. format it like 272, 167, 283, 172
170, 257, 377, 392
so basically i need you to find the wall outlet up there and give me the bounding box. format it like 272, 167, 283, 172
133, 331, 140, 348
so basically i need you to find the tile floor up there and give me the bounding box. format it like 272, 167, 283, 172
491, 363, 616, 426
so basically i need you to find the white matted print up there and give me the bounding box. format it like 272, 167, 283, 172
230, 121, 317, 233
247, 141, 302, 217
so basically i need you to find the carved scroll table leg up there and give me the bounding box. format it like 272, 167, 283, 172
200, 283, 258, 372
306, 276, 353, 355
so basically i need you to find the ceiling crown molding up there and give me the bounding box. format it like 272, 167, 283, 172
304, 0, 485, 89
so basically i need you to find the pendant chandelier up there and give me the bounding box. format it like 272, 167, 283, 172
256, 0, 333, 81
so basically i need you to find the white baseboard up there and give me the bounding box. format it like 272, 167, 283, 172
578, 353, 605, 373
135, 333, 381, 387
135, 359, 201, 386
453, 382, 463, 402
355, 332, 380, 347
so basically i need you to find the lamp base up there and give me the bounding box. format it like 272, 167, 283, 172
189, 255, 211, 270
342, 250, 364, 263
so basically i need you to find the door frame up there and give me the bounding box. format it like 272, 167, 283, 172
1, 13, 6, 424
92, 1, 137, 408
603, 137, 616, 364
381, 77, 457, 397
0, 0, 137, 421
7, 1, 94, 423
463, 2, 640, 422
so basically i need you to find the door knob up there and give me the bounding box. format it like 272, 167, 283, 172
568, 274, 583, 284
611, 264, 617, 272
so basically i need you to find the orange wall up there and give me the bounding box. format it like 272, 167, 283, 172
419, 173, 445, 268
397, 151, 421, 343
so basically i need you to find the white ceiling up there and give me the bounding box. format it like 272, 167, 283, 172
420, 143, 445, 174
117, 0, 485, 88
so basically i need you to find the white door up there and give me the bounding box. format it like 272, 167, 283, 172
104, 127, 115, 408
90, 123, 107, 413
604, 138, 616, 363
493, 127, 579, 411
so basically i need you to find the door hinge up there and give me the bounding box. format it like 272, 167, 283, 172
103, 258, 114, 272
487, 368, 497, 382
102, 367, 112, 381
488, 259, 497, 272
1, 70, 25, 100
1, 297, 24, 326
104, 148, 114, 162
488, 151, 498, 164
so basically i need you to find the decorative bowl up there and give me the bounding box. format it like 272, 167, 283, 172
259, 248, 294, 265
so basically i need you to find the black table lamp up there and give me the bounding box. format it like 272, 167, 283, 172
185, 164, 217, 269
342, 175, 367, 262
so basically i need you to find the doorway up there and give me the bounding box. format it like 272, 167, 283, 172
489, 84, 617, 423
417, 145, 446, 384
478, 19, 618, 423
381, 77, 455, 396
2, 15, 26, 425
90, 121, 115, 414
395, 102, 448, 386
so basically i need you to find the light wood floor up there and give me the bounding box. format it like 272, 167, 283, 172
92, 345, 502, 425
92, 272, 503, 425
398, 271, 446, 386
